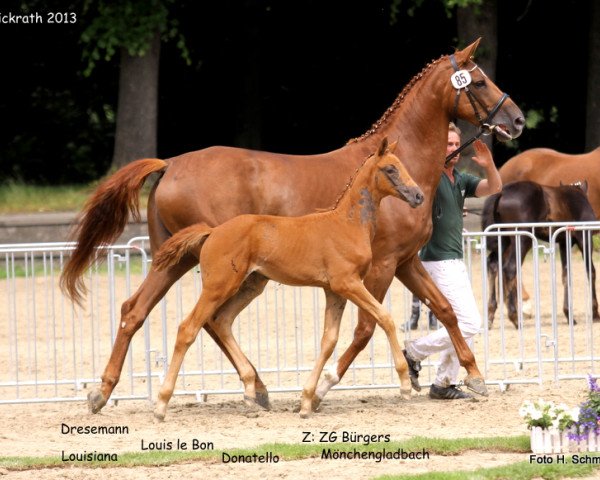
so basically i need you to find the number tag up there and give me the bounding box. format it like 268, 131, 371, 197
450, 70, 472, 89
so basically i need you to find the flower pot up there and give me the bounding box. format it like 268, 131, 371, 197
530, 426, 570, 454
570, 430, 600, 453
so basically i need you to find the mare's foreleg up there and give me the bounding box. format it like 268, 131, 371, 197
298, 290, 347, 418
88, 254, 198, 414
396, 257, 487, 396
331, 277, 411, 400
313, 260, 396, 409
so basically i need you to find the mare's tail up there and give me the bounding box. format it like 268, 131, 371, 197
60, 158, 168, 305
152, 224, 213, 271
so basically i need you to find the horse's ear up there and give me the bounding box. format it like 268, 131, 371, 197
455, 37, 481, 67
388, 139, 399, 153
378, 137, 389, 157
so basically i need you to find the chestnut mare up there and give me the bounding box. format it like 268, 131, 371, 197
500, 147, 600, 217
61, 39, 524, 414
151, 139, 424, 419
482, 180, 599, 328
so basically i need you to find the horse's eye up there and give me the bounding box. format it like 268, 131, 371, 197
474, 80, 486, 88
384, 166, 396, 174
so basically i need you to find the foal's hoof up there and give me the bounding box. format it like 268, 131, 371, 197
464, 376, 489, 397
153, 410, 166, 422
87, 390, 107, 414
299, 408, 311, 419
400, 388, 412, 401
311, 395, 323, 413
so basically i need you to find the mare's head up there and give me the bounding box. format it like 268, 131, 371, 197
445, 38, 525, 142
374, 138, 424, 208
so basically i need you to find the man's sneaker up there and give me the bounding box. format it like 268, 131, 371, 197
402, 349, 422, 392
429, 384, 473, 400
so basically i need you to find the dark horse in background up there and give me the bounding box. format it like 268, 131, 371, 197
61, 39, 524, 414
499, 147, 600, 217
482, 180, 599, 328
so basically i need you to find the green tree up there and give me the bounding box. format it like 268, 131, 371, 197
81, 0, 189, 171
587, 1, 600, 151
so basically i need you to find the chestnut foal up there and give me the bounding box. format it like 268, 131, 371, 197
151, 138, 423, 419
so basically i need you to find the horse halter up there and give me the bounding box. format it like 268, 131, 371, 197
445, 54, 510, 166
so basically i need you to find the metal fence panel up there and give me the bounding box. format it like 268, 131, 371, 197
1, 223, 599, 405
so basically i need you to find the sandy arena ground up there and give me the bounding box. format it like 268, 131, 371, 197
1, 243, 600, 479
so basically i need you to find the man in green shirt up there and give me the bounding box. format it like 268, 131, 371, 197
404, 123, 501, 400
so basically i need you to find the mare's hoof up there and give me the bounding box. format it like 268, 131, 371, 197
153, 410, 166, 422
400, 388, 412, 401
255, 392, 272, 411
311, 395, 322, 413
87, 390, 107, 414
243, 395, 270, 411
464, 376, 489, 397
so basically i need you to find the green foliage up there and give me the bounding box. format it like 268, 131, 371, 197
389, 0, 483, 23
525, 108, 545, 129
81, 0, 190, 76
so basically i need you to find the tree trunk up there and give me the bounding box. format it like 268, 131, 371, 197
456, 0, 498, 175
111, 31, 160, 171
234, 5, 261, 150
586, 0, 600, 151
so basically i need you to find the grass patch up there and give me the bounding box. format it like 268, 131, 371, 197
0, 254, 149, 278
2, 435, 599, 479
0, 181, 149, 214
0, 435, 531, 470
0, 182, 94, 214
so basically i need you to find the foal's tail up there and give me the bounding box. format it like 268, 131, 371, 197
152, 224, 213, 271
60, 158, 168, 305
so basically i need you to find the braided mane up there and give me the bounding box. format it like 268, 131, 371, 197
330, 153, 374, 210
347, 54, 446, 144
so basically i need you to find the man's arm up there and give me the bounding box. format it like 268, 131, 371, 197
472, 139, 502, 197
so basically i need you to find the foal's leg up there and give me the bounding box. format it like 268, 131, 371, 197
87, 254, 269, 413
208, 273, 271, 409
396, 257, 487, 396
504, 236, 531, 328
154, 287, 227, 421
331, 276, 411, 400
573, 233, 600, 321
486, 248, 499, 328
312, 260, 396, 409
298, 290, 347, 418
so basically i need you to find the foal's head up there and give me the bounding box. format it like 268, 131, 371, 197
374, 138, 424, 208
